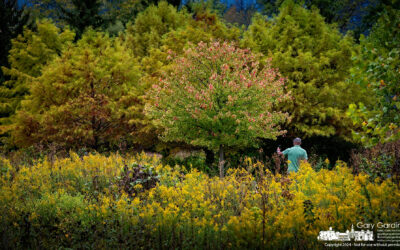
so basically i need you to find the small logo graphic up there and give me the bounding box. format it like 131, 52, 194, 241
318, 225, 374, 241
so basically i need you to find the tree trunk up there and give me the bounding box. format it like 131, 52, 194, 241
90, 77, 98, 150
218, 145, 224, 178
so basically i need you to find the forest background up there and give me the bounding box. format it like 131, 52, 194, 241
1, 0, 399, 178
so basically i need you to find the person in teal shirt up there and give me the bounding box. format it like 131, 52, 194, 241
277, 138, 308, 173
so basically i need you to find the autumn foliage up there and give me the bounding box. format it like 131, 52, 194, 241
11, 30, 147, 150
146, 41, 290, 176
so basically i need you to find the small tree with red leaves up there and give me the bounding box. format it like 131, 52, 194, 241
146, 41, 290, 177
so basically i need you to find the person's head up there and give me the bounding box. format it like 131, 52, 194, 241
293, 137, 301, 146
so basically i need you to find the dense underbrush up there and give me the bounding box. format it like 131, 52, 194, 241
0, 153, 399, 249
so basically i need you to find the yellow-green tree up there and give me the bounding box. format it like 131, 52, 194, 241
242, 2, 366, 139
11, 30, 146, 150
0, 19, 75, 147
162, 10, 241, 55
141, 9, 241, 80
124, 1, 190, 58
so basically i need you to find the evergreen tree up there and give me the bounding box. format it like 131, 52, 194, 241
11, 30, 145, 150
27, 0, 71, 24
257, 0, 398, 37
242, 2, 366, 139
124, 1, 190, 58
28, 0, 126, 36
355, 0, 400, 39
27, 0, 182, 31
0, 20, 75, 147
0, 0, 31, 83
102, 0, 150, 27
184, 0, 228, 16
142, 9, 241, 76
56, 0, 105, 38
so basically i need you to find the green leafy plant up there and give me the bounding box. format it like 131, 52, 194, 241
146, 40, 290, 177
242, 2, 364, 139
347, 7, 400, 146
